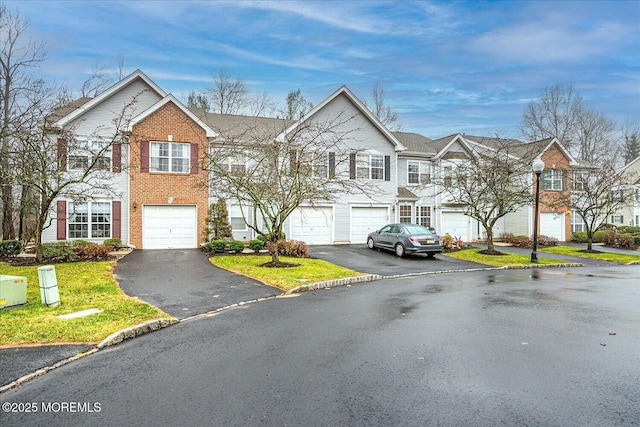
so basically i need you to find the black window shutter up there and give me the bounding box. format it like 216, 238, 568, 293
349, 153, 356, 180
328, 152, 335, 178
385, 155, 391, 181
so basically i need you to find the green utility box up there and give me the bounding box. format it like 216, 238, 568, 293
38, 265, 60, 307
0, 275, 27, 309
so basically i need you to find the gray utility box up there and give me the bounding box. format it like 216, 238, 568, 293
0, 275, 27, 309
38, 265, 60, 307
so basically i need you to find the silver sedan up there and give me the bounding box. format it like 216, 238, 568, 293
367, 223, 444, 258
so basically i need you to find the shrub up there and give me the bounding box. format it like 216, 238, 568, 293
602, 233, 636, 249
511, 235, 531, 247
42, 242, 75, 261
69, 239, 92, 246
537, 235, 558, 247
206, 240, 227, 253
267, 239, 309, 257
72, 244, 111, 260
248, 239, 265, 252
103, 237, 122, 248
0, 240, 22, 257
228, 240, 245, 253
442, 234, 456, 251
617, 226, 640, 234
497, 232, 514, 242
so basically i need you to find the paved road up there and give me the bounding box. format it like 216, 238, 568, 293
115, 249, 281, 319
3, 266, 638, 426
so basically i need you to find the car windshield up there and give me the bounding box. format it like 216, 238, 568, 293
403, 225, 434, 235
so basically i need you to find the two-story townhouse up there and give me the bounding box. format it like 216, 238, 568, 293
44, 70, 217, 249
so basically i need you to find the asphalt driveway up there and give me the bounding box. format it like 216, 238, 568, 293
309, 244, 488, 276
115, 249, 281, 319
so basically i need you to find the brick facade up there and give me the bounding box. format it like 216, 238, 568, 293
129, 102, 209, 248
538, 142, 572, 241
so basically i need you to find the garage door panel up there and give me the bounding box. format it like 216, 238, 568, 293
540, 212, 563, 241
441, 212, 470, 242
289, 207, 332, 245
351, 207, 388, 244
143, 205, 197, 249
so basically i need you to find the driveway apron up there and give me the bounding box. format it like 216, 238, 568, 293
115, 249, 280, 319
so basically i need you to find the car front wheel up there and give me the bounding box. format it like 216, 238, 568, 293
395, 243, 405, 257
367, 237, 375, 249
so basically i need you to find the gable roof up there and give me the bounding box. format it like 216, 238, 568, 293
278, 85, 406, 152
128, 94, 218, 138
393, 132, 435, 155
431, 134, 478, 160
53, 69, 167, 128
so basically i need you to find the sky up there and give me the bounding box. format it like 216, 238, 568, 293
7, 0, 640, 140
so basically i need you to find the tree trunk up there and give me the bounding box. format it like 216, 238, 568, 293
1, 186, 16, 239
485, 227, 494, 252
34, 215, 45, 263
270, 238, 280, 264
587, 233, 593, 251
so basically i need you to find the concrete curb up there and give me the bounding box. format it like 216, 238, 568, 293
97, 318, 179, 349
286, 274, 383, 294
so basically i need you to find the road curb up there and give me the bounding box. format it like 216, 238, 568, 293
286, 274, 383, 294
97, 318, 179, 349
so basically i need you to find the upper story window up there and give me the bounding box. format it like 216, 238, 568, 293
223, 155, 247, 173
356, 154, 384, 180
542, 169, 563, 191
572, 171, 588, 191
295, 151, 328, 179
443, 166, 453, 187
68, 140, 111, 171
151, 141, 190, 173
407, 160, 431, 185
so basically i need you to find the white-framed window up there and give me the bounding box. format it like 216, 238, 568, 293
610, 214, 624, 224
68, 155, 89, 171
224, 155, 247, 173
571, 211, 585, 233
150, 141, 190, 173
543, 169, 563, 191
297, 152, 328, 179
417, 206, 432, 228
68, 140, 112, 171
572, 171, 588, 191
399, 205, 412, 223
443, 166, 453, 187
68, 201, 111, 239
229, 205, 247, 230
356, 154, 384, 180
407, 161, 431, 185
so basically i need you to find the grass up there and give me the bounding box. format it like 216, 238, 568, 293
209, 255, 365, 291
541, 245, 640, 264
443, 248, 578, 267
0, 261, 169, 346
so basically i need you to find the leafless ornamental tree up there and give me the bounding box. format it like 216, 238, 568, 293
206, 110, 372, 265
439, 140, 535, 254
206, 69, 249, 115
365, 82, 401, 131
0, 4, 47, 239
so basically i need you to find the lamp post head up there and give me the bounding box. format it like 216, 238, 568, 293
532, 159, 545, 175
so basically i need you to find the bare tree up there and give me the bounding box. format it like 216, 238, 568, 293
80, 61, 113, 98
438, 139, 535, 253
206, 109, 373, 265
0, 3, 47, 239
282, 88, 313, 120
247, 90, 276, 117
206, 69, 248, 115
521, 84, 582, 150
574, 107, 616, 164
365, 82, 401, 131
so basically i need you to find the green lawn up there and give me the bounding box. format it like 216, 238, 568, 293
443, 248, 579, 267
541, 246, 640, 264
0, 261, 169, 346
209, 255, 365, 291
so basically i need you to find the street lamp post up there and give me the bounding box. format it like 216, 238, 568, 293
531, 159, 545, 263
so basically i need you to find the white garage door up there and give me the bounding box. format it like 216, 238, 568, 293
441, 212, 471, 242
289, 207, 332, 245
540, 212, 564, 241
143, 205, 197, 249
351, 207, 389, 244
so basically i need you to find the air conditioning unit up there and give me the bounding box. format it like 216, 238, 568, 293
0, 275, 27, 309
